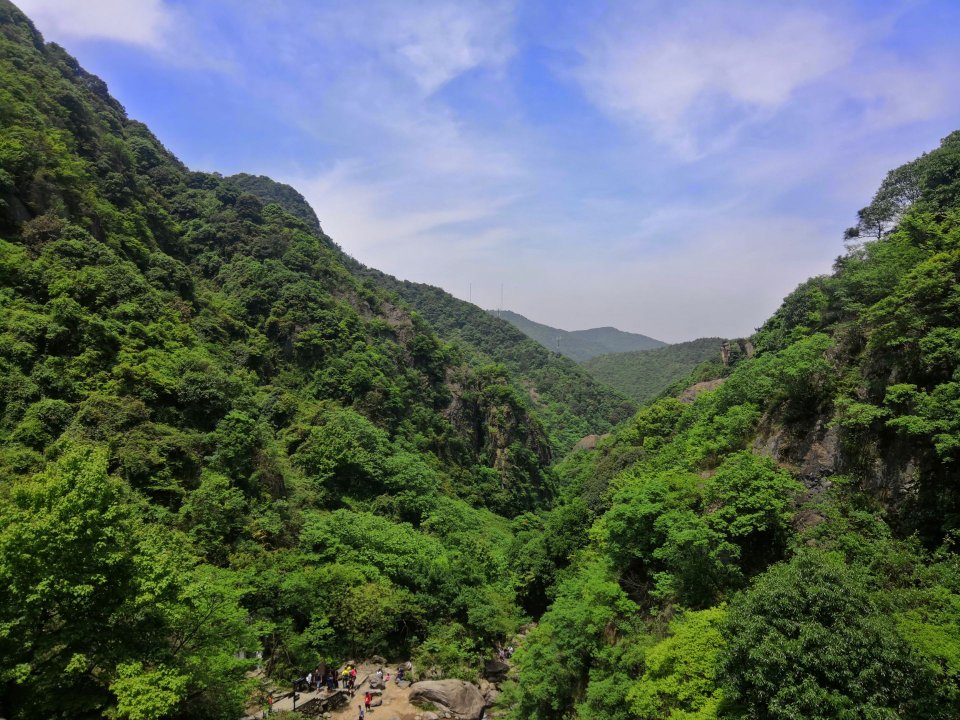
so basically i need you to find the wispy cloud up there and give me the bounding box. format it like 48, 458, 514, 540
22, 0, 960, 341
310, 0, 516, 96
16, 0, 173, 48
569, 2, 918, 158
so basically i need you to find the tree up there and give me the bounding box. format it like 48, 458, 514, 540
721, 549, 941, 719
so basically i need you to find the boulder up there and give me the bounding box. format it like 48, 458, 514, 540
483, 659, 509, 681
409, 680, 486, 720
478, 679, 499, 704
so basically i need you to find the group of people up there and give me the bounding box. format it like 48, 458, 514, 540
302, 662, 358, 694
496, 644, 515, 661
292, 660, 415, 719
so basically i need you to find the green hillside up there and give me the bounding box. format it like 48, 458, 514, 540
348, 273, 637, 453
583, 337, 724, 403
505, 131, 960, 719
494, 309, 666, 361
198, 176, 636, 455
5, 2, 960, 720
0, 5, 560, 717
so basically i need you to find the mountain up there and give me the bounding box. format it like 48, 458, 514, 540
347, 272, 637, 453
225, 172, 322, 232
508, 131, 960, 719
0, 5, 563, 717
183, 176, 636, 456
493, 309, 666, 361
583, 337, 725, 403
5, 3, 960, 719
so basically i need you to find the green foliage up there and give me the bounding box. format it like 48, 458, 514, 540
509, 556, 639, 720
628, 607, 726, 720
584, 338, 724, 404
0, 7, 568, 717
721, 549, 945, 719
508, 132, 960, 720
343, 272, 637, 453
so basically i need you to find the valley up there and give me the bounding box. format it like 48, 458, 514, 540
2, 3, 960, 720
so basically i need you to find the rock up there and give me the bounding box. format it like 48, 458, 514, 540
396, 680, 410, 689
409, 680, 486, 720
370, 679, 385, 690
404, 661, 413, 671
371, 655, 387, 664
478, 679, 499, 704
371, 697, 382, 707
679, 378, 726, 403
572, 433, 609, 451
483, 659, 509, 681
422, 713, 440, 720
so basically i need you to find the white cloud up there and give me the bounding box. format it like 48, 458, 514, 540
573, 3, 862, 156
290, 161, 516, 275
311, 0, 515, 95
16, 0, 172, 48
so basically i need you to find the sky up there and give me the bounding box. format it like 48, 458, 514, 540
16, 0, 960, 342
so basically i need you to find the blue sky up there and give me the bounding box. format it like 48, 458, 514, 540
18, 0, 960, 341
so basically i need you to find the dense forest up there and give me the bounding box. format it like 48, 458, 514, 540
504, 130, 960, 719
342, 270, 637, 453
583, 337, 725, 404
0, 4, 568, 717
185, 173, 637, 455
3, 2, 960, 720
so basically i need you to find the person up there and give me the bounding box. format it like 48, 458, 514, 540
376, 667, 383, 683
396, 666, 405, 683
306, 671, 313, 690
358, 704, 366, 719
364, 691, 373, 712
385, 671, 391, 683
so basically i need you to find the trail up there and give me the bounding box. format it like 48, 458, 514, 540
252, 663, 425, 719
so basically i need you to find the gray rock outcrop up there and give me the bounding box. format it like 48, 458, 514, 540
409, 679, 486, 720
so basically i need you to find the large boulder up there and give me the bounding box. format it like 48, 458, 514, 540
483, 659, 510, 681
409, 680, 486, 720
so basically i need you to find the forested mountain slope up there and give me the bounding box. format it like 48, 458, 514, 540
495, 309, 666, 361
502, 131, 960, 719
205, 172, 637, 455
583, 337, 724, 403
345, 271, 637, 453
0, 4, 560, 717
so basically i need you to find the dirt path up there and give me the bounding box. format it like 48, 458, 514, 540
328, 678, 423, 720
254, 663, 424, 720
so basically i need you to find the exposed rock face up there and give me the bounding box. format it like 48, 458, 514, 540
679, 378, 726, 403
753, 416, 839, 488
409, 680, 486, 720
573, 433, 610, 451
720, 338, 754, 367
483, 659, 510, 682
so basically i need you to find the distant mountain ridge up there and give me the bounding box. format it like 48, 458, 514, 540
492, 309, 666, 361
583, 337, 725, 403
